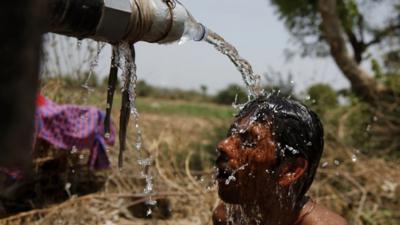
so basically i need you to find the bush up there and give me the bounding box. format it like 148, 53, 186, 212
305, 83, 338, 116
214, 84, 247, 105
136, 80, 154, 97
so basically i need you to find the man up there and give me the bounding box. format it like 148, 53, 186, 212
213, 95, 347, 225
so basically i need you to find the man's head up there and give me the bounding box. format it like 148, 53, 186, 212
216, 95, 324, 205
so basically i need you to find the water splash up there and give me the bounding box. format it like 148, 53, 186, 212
118, 42, 156, 208
119, 43, 143, 153
204, 30, 262, 98
351, 154, 358, 163
225, 163, 248, 185
82, 42, 105, 91
80, 41, 106, 115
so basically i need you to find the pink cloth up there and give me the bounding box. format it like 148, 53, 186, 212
35, 97, 116, 169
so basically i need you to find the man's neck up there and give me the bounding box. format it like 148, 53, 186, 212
237, 197, 306, 225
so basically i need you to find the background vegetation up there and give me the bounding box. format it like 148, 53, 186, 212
1, 0, 399, 224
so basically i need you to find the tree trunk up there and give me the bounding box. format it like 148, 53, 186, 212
0, 1, 45, 171
317, 0, 389, 104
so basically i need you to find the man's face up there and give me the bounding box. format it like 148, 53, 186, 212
215, 112, 279, 204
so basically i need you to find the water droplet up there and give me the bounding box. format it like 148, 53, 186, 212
137, 158, 153, 166
77, 40, 82, 49
321, 161, 329, 168
225, 175, 236, 185
334, 160, 340, 166
104, 133, 110, 139
351, 154, 357, 162
146, 199, 157, 206
146, 208, 152, 216
71, 146, 78, 154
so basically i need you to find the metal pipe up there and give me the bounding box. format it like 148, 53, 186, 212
46, 0, 207, 44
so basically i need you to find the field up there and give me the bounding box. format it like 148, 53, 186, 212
0, 80, 399, 225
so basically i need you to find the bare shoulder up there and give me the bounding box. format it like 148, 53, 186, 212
212, 202, 227, 225
302, 203, 348, 225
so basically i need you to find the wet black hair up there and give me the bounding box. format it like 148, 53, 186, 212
236, 94, 324, 197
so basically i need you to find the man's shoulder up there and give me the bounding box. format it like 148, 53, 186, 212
302, 203, 348, 225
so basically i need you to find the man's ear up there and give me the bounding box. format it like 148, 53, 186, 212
278, 157, 308, 187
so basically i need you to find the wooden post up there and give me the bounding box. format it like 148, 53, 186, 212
0, 0, 45, 171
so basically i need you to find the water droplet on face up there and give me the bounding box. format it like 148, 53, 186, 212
225, 175, 237, 185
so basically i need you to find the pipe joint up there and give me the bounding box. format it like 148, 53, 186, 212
95, 0, 132, 44
47, 0, 206, 44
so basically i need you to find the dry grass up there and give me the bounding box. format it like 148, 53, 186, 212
0, 81, 399, 225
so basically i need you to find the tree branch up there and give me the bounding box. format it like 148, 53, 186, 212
365, 24, 400, 47
317, 0, 389, 104
343, 27, 365, 64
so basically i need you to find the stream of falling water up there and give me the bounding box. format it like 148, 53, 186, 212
118, 42, 156, 212
202, 29, 266, 224
204, 29, 263, 99
82, 42, 105, 91
80, 42, 106, 113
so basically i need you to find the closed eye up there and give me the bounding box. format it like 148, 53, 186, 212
240, 131, 257, 148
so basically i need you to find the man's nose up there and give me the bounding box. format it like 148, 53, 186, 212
217, 135, 239, 158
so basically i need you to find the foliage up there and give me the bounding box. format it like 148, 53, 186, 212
271, 0, 400, 156
188, 124, 230, 171
305, 83, 338, 117
270, 0, 400, 60
4, 82, 399, 225
134, 80, 211, 102
270, 0, 326, 57
136, 80, 155, 97
263, 70, 297, 99
214, 84, 248, 105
